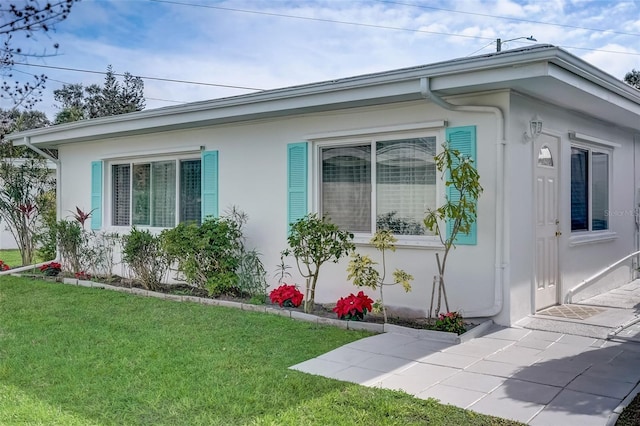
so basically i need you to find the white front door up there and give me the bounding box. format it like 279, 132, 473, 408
534, 134, 560, 310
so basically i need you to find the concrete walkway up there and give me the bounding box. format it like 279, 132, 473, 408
291, 281, 640, 425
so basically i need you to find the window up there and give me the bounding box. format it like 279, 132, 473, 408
111, 158, 201, 227
320, 136, 436, 235
571, 146, 609, 232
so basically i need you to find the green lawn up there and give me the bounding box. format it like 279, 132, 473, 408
0, 276, 522, 425
0, 249, 23, 268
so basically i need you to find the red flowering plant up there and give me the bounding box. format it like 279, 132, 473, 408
333, 291, 374, 321
434, 311, 466, 335
269, 284, 304, 308
39, 261, 62, 276
0, 260, 10, 271
75, 271, 91, 280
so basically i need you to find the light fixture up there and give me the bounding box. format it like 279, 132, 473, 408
523, 114, 543, 143
496, 35, 537, 52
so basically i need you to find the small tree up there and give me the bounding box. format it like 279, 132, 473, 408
282, 214, 354, 313
347, 230, 413, 323
423, 144, 483, 320
0, 158, 54, 265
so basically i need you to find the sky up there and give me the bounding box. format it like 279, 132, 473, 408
4, 0, 640, 120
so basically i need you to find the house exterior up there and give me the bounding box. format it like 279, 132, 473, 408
8, 45, 640, 326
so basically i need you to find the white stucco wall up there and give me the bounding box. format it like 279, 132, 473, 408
0, 221, 17, 250
508, 93, 638, 323
54, 90, 639, 327
57, 96, 505, 322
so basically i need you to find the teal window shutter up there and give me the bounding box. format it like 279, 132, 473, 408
287, 142, 308, 227
90, 161, 103, 230
201, 150, 219, 220
445, 126, 477, 245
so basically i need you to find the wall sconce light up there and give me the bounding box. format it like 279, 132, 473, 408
523, 114, 543, 143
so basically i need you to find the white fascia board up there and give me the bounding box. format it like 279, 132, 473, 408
9, 45, 640, 146
11, 79, 423, 146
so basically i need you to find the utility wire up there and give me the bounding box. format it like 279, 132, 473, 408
150, 0, 640, 58
11, 61, 264, 91
9, 67, 198, 106
376, 0, 640, 39
148, 0, 495, 41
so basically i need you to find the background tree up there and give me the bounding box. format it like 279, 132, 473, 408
0, 108, 54, 266
624, 69, 640, 90
54, 65, 145, 123
1, 1, 78, 110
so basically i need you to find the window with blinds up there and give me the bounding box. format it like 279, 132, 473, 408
320, 136, 437, 235
111, 159, 200, 227
112, 164, 131, 226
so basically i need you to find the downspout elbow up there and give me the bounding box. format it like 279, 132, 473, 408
420, 76, 506, 320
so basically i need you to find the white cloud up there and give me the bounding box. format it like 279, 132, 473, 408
3, 0, 640, 119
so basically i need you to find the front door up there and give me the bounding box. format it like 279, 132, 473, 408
534, 133, 560, 310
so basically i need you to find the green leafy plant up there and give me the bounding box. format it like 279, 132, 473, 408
347, 230, 413, 323
282, 214, 354, 313
434, 311, 466, 335
376, 211, 425, 235
161, 216, 242, 296
423, 144, 483, 321
53, 219, 85, 273
39, 261, 61, 276
0, 158, 54, 265
121, 227, 169, 291
269, 284, 303, 308
333, 291, 374, 321
34, 190, 57, 262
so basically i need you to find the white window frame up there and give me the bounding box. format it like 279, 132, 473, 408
569, 140, 616, 245
311, 129, 444, 247
105, 152, 201, 229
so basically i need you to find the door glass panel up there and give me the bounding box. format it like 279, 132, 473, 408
538, 146, 553, 167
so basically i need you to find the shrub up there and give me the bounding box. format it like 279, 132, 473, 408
269, 284, 303, 308
54, 219, 85, 273
121, 227, 169, 291
434, 311, 466, 335
333, 291, 374, 321
161, 216, 242, 296
236, 248, 268, 298
39, 261, 61, 276
347, 230, 413, 323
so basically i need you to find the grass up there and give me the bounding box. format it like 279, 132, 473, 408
0, 249, 23, 268
0, 276, 523, 425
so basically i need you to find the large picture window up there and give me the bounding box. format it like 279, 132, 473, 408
320, 136, 437, 235
112, 158, 201, 227
571, 146, 609, 232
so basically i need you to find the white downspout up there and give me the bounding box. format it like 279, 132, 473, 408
420, 77, 507, 318
0, 136, 61, 275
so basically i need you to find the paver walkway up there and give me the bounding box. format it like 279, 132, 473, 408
291, 280, 640, 425
291, 326, 640, 425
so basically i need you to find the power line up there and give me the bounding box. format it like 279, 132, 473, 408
150, 0, 640, 58
9, 67, 197, 106
148, 0, 495, 41
376, 0, 640, 39
11, 61, 264, 91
